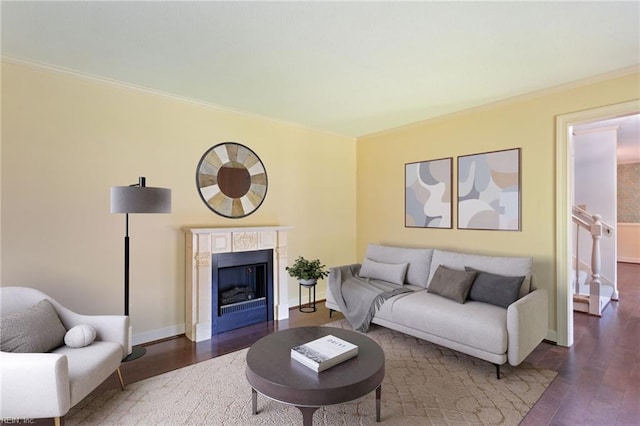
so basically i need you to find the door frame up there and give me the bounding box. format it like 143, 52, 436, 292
555, 99, 640, 347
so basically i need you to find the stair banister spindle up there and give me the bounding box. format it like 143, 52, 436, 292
575, 222, 581, 295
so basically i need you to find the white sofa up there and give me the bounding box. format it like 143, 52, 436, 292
0, 287, 129, 424
326, 244, 548, 378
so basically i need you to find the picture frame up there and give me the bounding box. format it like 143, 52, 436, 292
405, 157, 453, 228
457, 148, 521, 231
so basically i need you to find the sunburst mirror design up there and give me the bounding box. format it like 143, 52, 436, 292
196, 142, 268, 218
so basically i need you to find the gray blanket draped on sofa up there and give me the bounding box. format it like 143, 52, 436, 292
328, 264, 412, 332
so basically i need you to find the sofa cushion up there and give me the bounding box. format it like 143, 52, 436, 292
359, 258, 408, 285
426, 265, 476, 303
428, 249, 532, 298
53, 341, 123, 405
365, 244, 433, 288
382, 290, 508, 355
0, 299, 67, 353
466, 267, 524, 308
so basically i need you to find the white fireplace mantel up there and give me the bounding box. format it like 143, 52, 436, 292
184, 226, 292, 342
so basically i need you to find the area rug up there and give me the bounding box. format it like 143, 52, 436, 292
66, 320, 556, 425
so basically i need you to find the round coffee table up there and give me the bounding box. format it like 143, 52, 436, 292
246, 326, 385, 425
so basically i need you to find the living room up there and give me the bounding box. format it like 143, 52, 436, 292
1, 2, 638, 425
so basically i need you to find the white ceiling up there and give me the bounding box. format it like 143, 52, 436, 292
1, 1, 639, 138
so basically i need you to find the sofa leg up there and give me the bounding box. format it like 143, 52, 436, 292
494, 364, 501, 380
329, 309, 334, 318
54, 417, 61, 426
116, 367, 125, 390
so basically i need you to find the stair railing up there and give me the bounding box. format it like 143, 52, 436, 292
571, 204, 614, 315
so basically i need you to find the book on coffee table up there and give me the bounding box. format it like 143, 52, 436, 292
291, 334, 358, 372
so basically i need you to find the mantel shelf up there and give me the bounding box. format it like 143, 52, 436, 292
182, 225, 293, 234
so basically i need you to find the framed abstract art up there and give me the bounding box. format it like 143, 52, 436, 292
457, 148, 521, 231
405, 157, 452, 228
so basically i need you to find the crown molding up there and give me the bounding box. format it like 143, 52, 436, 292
1, 55, 354, 140
360, 65, 640, 140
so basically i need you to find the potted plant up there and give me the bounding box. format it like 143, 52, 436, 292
286, 256, 329, 286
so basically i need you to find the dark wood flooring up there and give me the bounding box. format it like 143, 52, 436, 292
522, 262, 640, 425
111, 302, 345, 390
37, 263, 640, 425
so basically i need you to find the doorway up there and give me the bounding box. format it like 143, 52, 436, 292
555, 100, 640, 347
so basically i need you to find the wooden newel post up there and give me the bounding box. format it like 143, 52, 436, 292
589, 214, 603, 315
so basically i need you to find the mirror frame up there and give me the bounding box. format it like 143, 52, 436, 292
196, 142, 268, 218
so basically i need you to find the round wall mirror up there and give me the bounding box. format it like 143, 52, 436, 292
196, 142, 268, 218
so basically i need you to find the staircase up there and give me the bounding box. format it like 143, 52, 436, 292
572, 205, 617, 316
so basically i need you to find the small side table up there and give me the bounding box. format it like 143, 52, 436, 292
298, 281, 317, 313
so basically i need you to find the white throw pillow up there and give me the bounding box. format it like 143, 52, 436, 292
64, 324, 97, 348
359, 258, 409, 285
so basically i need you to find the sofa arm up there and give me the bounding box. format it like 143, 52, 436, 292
0, 351, 71, 418
51, 302, 129, 359
506, 288, 548, 366
327, 264, 362, 308
329, 264, 362, 274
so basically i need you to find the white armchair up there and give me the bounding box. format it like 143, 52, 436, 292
0, 286, 129, 425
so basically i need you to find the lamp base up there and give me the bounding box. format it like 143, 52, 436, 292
123, 346, 147, 362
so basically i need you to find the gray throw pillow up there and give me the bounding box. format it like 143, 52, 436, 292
427, 265, 477, 303
0, 299, 67, 353
466, 267, 525, 308
359, 258, 409, 285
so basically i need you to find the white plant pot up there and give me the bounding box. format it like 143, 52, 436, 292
299, 279, 317, 287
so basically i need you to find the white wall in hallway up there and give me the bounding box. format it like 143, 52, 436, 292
573, 128, 618, 285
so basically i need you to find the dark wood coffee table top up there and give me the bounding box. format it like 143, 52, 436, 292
246, 326, 385, 408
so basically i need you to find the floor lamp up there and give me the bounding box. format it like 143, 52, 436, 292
110, 177, 171, 361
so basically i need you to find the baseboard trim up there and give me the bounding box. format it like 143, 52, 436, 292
133, 323, 186, 345
288, 290, 326, 310
545, 329, 558, 345
618, 257, 640, 264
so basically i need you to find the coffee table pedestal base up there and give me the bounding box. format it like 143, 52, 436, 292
296, 406, 320, 426
251, 385, 382, 425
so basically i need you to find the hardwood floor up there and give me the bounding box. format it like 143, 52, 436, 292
522, 262, 640, 425
110, 303, 345, 390
35, 263, 640, 425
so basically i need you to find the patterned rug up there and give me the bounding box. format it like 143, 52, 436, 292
67, 320, 556, 425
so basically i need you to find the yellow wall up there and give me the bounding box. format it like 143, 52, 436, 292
356, 71, 640, 337
1, 61, 356, 342
3, 59, 639, 343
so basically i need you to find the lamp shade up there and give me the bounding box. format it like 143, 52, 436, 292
110, 186, 171, 214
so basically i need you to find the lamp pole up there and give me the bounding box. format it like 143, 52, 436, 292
122, 211, 144, 362
124, 212, 130, 316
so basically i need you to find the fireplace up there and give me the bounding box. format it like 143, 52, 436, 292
212, 249, 274, 334
184, 226, 291, 342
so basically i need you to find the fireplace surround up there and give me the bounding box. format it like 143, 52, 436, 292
184, 226, 291, 342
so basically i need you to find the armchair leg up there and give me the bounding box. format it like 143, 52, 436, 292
116, 367, 125, 390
